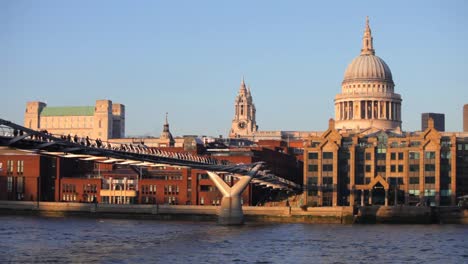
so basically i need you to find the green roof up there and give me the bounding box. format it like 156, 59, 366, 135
40, 106, 95, 117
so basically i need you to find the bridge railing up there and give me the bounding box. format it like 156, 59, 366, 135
0, 118, 302, 192
1, 120, 229, 166
0, 125, 14, 137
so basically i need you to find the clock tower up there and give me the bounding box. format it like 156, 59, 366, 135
229, 77, 258, 138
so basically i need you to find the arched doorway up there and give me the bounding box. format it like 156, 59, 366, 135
371, 182, 386, 205
355, 175, 389, 206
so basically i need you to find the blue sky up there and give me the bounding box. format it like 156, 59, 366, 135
1, 0, 467, 137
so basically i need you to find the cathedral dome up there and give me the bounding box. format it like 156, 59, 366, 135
342, 17, 394, 85
334, 17, 402, 132
343, 54, 393, 83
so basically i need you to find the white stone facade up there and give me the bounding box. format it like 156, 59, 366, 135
334, 17, 402, 131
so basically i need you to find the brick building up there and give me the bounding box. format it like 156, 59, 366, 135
0, 139, 302, 207
0, 147, 57, 202
422, 113, 445, 131
303, 119, 465, 207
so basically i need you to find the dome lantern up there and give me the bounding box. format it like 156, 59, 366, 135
334, 17, 402, 132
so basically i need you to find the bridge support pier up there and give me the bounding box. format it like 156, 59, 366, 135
207, 165, 260, 225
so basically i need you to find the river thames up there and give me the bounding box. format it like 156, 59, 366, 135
0, 215, 467, 263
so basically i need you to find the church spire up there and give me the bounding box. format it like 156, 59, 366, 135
160, 112, 175, 146
163, 112, 170, 132
361, 16, 375, 55
239, 76, 247, 93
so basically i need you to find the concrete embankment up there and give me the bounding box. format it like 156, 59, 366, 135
0, 201, 466, 224
356, 205, 468, 224
0, 201, 218, 221
0, 201, 353, 223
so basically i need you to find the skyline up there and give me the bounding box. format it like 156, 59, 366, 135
2, 1, 468, 137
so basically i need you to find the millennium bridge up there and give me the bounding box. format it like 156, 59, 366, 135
0, 118, 301, 224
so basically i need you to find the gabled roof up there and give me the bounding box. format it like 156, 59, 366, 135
355, 175, 389, 190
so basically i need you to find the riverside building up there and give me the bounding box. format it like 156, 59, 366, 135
7, 17, 467, 208
304, 118, 458, 207
24, 100, 125, 141
303, 18, 466, 207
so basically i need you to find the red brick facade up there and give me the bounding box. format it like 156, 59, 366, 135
0, 148, 41, 201
0, 142, 302, 206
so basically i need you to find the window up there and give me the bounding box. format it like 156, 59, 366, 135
398, 152, 404, 160
365, 153, 371, 160
409, 177, 419, 184
391, 165, 396, 172
376, 166, 385, 172
198, 173, 209, 180
376, 147, 386, 160
409, 152, 420, 160
391, 153, 396, 160
398, 165, 404, 172
7, 177, 13, 192
200, 185, 214, 192
425, 151, 436, 159
323, 177, 333, 185
308, 165, 318, 172
409, 165, 419, 172
7, 160, 13, 174
388, 177, 403, 185
323, 152, 333, 159
425, 177, 435, 184
17, 160, 24, 174
425, 164, 435, 171
308, 152, 318, 159
377, 146, 386, 154
323, 164, 333, 172
16, 177, 24, 193
365, 165, 371, 173
308, 177, 318, 185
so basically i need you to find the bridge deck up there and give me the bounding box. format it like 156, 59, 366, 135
0, 118, 301, 192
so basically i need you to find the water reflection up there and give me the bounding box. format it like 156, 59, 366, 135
0, 215, 466, 263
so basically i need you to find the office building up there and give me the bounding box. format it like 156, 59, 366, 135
422, 113, 445, 131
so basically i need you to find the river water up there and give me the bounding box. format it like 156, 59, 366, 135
0, 215, 467, 263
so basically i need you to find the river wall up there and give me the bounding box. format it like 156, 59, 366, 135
0, 201, 466, 224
